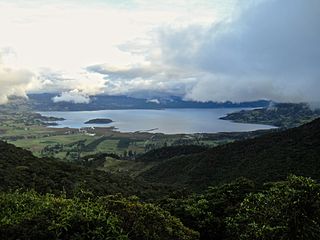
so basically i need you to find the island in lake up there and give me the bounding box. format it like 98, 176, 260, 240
84, 118, 113, 124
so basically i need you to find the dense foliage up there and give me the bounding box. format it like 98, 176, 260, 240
0, 191, 198, 240
0, 191, 126, 240
227, 175, 320, 240
160, 178, 256, 239
2, 176, 319, 240
159, 176, 320, 240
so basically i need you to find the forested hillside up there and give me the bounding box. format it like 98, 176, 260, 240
140, 118, 320, 190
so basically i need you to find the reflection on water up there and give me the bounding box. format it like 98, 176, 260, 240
39, 108, 277, 134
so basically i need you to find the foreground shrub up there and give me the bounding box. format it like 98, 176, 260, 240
0, 190, 126, 240
160, 178, 255, 239
0, 190, 198, 240
100, 195, 199, 240
227, 175, 320, 240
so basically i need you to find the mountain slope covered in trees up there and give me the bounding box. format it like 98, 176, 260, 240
139, 118, 320, 190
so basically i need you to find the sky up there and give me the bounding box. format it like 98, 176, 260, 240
0, 0, 319, 104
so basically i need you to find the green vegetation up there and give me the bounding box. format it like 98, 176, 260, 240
227, 175, 320, 240
0, 191, 126, 240
137, 145, 208, 162
160, 177, 256, 240
139, 118, 320, 190
0, 191, 198, 240
221, 103, 320, 128
1, 175, 320, 239
159, 175, 320, 240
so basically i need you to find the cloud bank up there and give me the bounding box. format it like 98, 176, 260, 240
37, 70, 107, 103
89, 0, 320, 103
173, 0, 320, 103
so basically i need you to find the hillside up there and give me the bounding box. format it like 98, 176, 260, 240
136, 145, 208, 162
221, 103, 320, 128
0, 141, 169, 199
139, 118, 320, 190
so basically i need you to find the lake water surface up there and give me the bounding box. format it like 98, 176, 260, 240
39, 108, 277, 134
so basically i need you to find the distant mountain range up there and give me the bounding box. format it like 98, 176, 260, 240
26, 93, 271, 111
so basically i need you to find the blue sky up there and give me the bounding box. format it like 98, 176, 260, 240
0, 0, 319, 104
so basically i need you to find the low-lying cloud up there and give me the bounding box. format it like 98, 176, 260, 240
38, 70, 107, 103
87, 63, 198, 98
0, 49, 36, 104
52, 89, 90, 104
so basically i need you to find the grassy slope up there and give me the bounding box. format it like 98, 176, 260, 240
139, 118, 320, 190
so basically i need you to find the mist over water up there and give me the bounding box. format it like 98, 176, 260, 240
40, 108, 277, 134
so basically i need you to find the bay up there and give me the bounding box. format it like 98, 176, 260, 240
39, 108, 277, 134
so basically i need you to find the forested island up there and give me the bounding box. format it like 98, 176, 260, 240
84, 118, 113, 124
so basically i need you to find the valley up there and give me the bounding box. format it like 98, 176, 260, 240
1, 98, 319, 240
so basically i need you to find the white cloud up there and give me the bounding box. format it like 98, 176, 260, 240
52, 89, 90, 104
0, 49, 37, 104
0, 0, 221, 71
36, 70, 108, 103
147, 99, 160, 104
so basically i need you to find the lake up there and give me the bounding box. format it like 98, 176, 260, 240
39, 108, 277, 134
